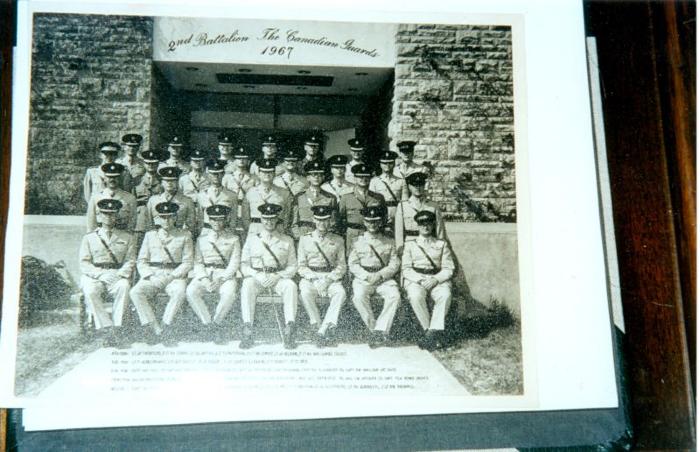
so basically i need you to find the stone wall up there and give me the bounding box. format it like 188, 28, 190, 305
390, 24, 515, 222
27, 14, 153, 214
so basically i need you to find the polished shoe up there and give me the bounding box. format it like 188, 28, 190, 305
283, 322, 297, 350
369, 331, 388, 349
417, 330, 437, 351
212, 324, 230, 345
239, 323, 255, 349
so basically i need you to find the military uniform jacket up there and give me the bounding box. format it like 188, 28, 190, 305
144, 192, 196, 232
86, 188, 138, 232
297, 231, 346, 281
83, 166, 132, 204
401, 237, 454, 284
116, 156, 146, 191
395, 196, 446, 248
221, 159, 237, 175
192, 228, 241, 281
243, 184, 292, 230
222, 171, 258, 200
79, 228, 137, 279
137, 227, 194, 280
291, 188, 338, 238
197, 186, 238, 226
241, 231, 297, 279
274, 172, 309, 198
158, 158, 190, 173
132, 173, 162, 232
338, 189, 385, 233
348, 232, 400, 282
321, 180, 355, 202
369, 174, 408, 209
179, 171, 210, 204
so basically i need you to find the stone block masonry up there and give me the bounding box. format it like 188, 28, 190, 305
389, 24, 515, 222
27, 14, 153, 215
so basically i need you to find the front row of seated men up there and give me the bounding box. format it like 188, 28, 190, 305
79, 198, 455, 351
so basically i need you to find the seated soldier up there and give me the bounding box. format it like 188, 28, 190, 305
130, 202, 194, 346
348, 205, 401, 348
401, 210, 455, 351
297, 205, 347, 347
239, 203, 298, 350
79, 199, 137, 348
186, 205, 241, 344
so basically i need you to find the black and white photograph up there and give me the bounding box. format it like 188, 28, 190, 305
0, 0, 620, 431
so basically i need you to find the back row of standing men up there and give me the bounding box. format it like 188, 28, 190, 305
80, 132, 453, 350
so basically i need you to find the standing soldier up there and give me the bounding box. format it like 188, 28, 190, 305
186, 205, 241, 344
274, 149, 308, 198
159, 136, 190, 173
401, 210, 455, 350
393, 140, 428, 181
321, 155, 355, 202
300, 134, 324, 175
130, 202, 194, 345
79, 199, 137, 347
132, 150, 164, 246
83, 141, 127, 204
196, 160, 238, 233
86, 163, 137, 233
216, 133, 236, 174
297, 205, 346, 347
117, 133, 146, 192
348, 205, 401, 348
338, 163, 385, 252
395, 172, 445, 253
144, 167, 196, 233
291, 160, 337, 240
345, 138, 367, 184
369, 150, 409, 232
250, 135, 285, 177
179, 149, 210, 204
239, 203, 298, 350
243, 158, 291, 236
222, 147, 258, 235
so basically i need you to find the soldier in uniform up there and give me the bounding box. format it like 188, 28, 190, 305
186, 204, 241, 344
239, 203, 299, 349
345, 138, 367, 184
274, 149, 308, 198
321, 155, 355, 202
369, 150, 409, 232
348, 205, 401, 348
130, 202, 194, 345
196, 160, 238, 233
243, 158, 291, 236
132, 150, 164, 246
79, 199, 137, 347
144, 167, 196, 233
216, 133, 236, 174
393, 140, 428, 181
291, 160, 337, 240
300, 134, 324, 175
83, 141, 130, 204
222, 147, 259, 236
395, 172, 445, 253
159, 136, 190, 173
297, 205, 346, 346
338, 163, 385, 253
179, 149, 210, 204
250, 135, 285, 177
401, 210, 455, 350
117, 133, 146, 192
86, 163, 137, 233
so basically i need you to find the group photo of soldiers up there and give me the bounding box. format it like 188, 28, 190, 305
81, 131, 458, 352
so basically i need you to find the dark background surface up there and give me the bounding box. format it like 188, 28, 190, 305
0, 0, 695, 450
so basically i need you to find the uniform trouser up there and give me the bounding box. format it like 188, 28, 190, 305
352, 279, 400, 334
186, 278, 238, 325
130, 275, 188, 326
404, 280, 452, 331
299, 278, 346, 335
240, 277, 298, 324
81, 274, 130, 329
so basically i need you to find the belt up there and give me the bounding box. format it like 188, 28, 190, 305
308, 265, 333, 273
149, 262, 180, 269
93, 262, 121, 269
252, 266, 281, 272
405, 230, 419, 236
346, 222, 366, 231
360, 264, 384, 273
250, 218, 261, 223
412, 267, 440, 275
385, 201, 398, 207
205, 263, 227, 269
296, 220, 314, 228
